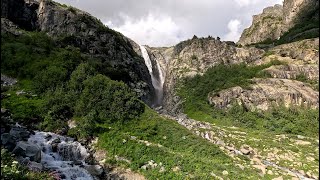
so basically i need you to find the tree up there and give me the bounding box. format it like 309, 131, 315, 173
68, 62, 96, 93
75, 74, 144, 123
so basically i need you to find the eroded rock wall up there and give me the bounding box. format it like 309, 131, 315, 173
208, 78, 319, 111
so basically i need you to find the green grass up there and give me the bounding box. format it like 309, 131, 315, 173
97, 107, 261, 179
1, 80, 45, 125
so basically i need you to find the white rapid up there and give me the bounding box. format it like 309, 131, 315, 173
28, 131, 94, 180
140, 45, 165, 107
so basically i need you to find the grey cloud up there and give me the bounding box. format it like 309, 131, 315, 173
54, 0, 282, 46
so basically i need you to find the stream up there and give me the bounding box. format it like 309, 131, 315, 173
28, 131, 95, 180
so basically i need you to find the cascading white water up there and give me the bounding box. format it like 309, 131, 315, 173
140, 45, 165, 107
28, 131, 94, 180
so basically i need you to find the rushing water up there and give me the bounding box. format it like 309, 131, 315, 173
28, 131, 94, 180
140, 45, 165, 107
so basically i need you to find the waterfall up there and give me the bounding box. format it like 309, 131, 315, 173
140, 45, 165, 107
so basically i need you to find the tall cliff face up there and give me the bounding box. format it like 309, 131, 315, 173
238, 4, 284, 46
1, 0, 155, 105
283, 0, 319, 30
238, 0, 319, 46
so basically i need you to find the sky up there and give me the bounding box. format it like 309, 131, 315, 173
55, 0, 283, 47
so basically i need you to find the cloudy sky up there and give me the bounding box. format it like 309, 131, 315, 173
55, 0, 283, 47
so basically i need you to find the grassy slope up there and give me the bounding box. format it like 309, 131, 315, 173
98, 107, 261, 180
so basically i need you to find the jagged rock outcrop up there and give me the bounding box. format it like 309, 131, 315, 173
1, 0, 155, 105
1, 0, 39, 30
208, 78, 319, 111
238, 0, 319, 46
265, 64, 319, 81
282, 0, 319, 31
267, 38, 319, 64
258, 38, 319, 83
1, 18, 24, 35
238, 4, 284, 46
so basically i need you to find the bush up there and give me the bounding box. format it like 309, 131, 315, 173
68, 62, 96, 92
68, 111, 104, 139
75, 74, 145, 123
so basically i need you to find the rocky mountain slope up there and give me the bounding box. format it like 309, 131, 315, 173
1, 0, 155, 105
238, 0, 319, 46
147, 36, 265, 115
145, 0, 319, 115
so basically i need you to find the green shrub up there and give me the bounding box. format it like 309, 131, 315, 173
68, 62, 96, 92
1, 91, 45, 125
75, 74, 145, 123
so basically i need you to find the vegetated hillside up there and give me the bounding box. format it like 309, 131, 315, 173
1, 0, 155, 105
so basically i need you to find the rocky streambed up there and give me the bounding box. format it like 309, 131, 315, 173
1, 114, 104, 180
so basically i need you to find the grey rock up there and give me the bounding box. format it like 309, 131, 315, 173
12, 141, 41, 163
9, 127, 30, 141
28, 161, 43, 171
216, 140, 225, 146
238, 0, 319, 46
84, 165, 104, 176
240, 148, 251, 155
208, 78, 319, 111
1, 133, 11, 145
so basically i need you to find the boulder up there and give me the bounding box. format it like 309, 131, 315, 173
240, 148, 250, 155
9, 127, 30, 141
1, 133, 11, 145
84, 165, 104, 176
28, 161, 43, 172
50, 138, 61, 152
12, 141, 41, 163
1, 133, 17, 151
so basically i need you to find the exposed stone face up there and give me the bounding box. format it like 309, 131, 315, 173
282, 0, 319, 31
1, 18, 24, 35
1, 0, 39, 30
269, 38, 319, 64
12, 141, 42, 163
265, 64, 319, 81
238, 4, 284, 46
238, 0, 319, 46
1, 0, 155, 105
208, 78, 319, 111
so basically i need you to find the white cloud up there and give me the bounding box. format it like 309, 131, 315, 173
106, 14, 183, 47
223, 19, 241, 41
55, 0, 284, 46
235, 0, 251, 7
